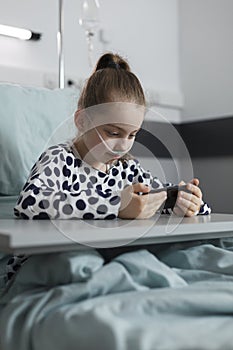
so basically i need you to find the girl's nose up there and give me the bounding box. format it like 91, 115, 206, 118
113, 138, 132, 152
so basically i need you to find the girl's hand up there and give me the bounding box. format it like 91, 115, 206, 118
173, 178, 203, 217
118, 183, 167, 219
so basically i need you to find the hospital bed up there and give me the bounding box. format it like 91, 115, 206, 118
1, 82, 233, 350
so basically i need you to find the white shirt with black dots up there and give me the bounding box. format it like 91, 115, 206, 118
14, 141, 211, 220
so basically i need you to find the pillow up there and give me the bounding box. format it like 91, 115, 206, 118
0, 83, 78, 195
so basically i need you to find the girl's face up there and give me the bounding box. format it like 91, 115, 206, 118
75, 102, 145, 163
93, 123, 140, 161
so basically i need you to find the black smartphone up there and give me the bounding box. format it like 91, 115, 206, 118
143, 185, 192, 210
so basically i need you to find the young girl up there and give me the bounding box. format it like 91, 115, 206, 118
14, 53, 211, 221
5, 53, 211, 285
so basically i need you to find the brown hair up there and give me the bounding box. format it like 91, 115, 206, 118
78, 53, 146, 109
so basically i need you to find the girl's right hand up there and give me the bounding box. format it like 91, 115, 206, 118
118, 183, 167, 219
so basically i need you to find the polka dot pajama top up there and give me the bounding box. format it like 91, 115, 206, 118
14, 141, 211, 220
6, 141, 211, 285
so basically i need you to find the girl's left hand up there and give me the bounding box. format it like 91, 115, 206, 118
173, 178, 203, 217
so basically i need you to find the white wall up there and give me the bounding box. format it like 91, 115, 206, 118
0, 0, 182, 119
1, 0, 232, 122
179, 0, 233, 121
0, 0, 183, 122
179, 0, 233, 214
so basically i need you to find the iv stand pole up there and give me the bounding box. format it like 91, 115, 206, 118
58, 0, 65, 88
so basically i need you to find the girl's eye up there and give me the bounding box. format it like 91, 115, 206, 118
105, 130, 137, 138
106, 131, 119, 137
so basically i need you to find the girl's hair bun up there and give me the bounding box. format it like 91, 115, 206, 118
95, 53, 131, 72
78, 52, 145, 108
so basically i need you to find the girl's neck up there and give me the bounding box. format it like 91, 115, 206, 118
73, 138, 108, 173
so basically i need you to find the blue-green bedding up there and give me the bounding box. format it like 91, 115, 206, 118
1, 239, 233, 350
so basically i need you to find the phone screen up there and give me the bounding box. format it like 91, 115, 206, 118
164, 186, 179, 209
143, 185, 192, 210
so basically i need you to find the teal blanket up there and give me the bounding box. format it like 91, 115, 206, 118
1, 239, 233, 350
